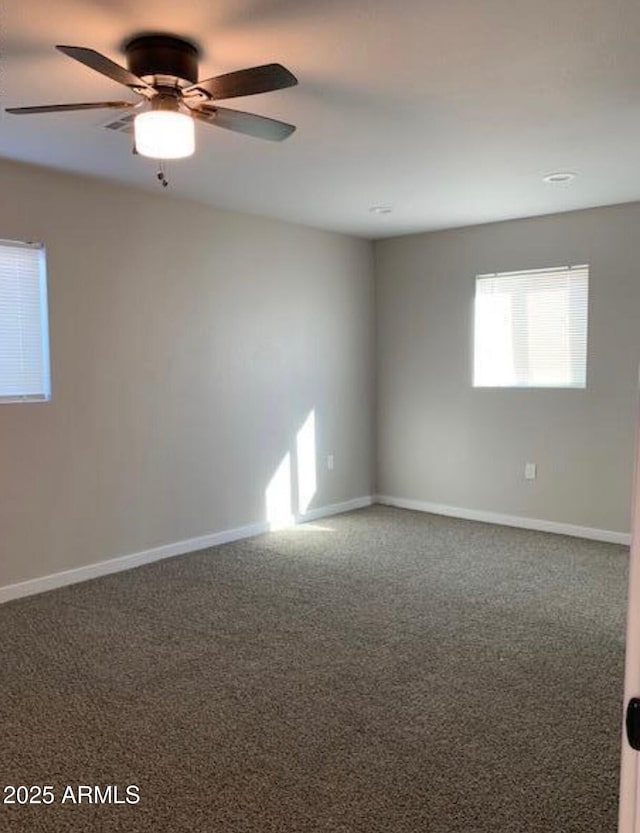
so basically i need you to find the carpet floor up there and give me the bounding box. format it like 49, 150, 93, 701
0, 506, 628, 832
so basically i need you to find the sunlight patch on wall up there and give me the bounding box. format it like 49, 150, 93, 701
296, 410, 317, 514
265, 409, 318, 530
265, 452, 294, 530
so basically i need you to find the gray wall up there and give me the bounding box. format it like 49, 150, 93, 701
4, 159, 638, 590
375, 203, 640, 535
0, 160, 374, 588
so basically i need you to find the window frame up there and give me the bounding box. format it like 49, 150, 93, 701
0, 238, 51, 404
470, 263, 589, 391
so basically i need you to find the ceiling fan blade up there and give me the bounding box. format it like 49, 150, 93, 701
5, 101, 137, 115
56, 45, 154, 95
185, 63, 297, 100
191, 105, 296, 141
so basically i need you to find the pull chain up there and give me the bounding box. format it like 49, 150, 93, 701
156, 160, 169, 188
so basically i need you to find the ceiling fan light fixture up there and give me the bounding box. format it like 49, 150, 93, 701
134, 109, 195, 160
6, 36, 298, 163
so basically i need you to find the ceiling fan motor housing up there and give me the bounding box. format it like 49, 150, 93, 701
125, 35, 199, 87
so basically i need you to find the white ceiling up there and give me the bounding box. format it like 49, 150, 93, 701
3, 0, 640, 238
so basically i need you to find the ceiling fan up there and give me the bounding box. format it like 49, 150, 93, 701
5, 34, 298, 167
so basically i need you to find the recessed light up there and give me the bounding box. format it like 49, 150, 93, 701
370, 205, 393, 215
543, 172, 576, 184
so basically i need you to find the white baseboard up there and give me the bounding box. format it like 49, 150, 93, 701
6, 492, 618, 604
297, 495, 372, 524
374, 494, 631, 546
0, 495, 373, 605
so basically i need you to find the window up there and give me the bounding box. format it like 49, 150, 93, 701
473, 264, 588, 389
0, 240, 51, 402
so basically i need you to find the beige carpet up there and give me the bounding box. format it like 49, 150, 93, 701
0, 506, 628, 832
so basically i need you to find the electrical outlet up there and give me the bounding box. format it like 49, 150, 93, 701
525, 462, 537, 480
327, 455, 334, 471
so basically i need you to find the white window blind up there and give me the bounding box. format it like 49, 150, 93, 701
473, 264, 588, 388
0, 240, 51, 402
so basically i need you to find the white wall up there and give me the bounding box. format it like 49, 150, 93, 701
375, 203, 640, 536
4, 159, 638, 593
0, 160, 374, 588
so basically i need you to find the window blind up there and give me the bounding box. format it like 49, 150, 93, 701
473, 264, 588, 388
0, 240, 51, 402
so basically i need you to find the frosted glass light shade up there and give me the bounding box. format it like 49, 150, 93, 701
134, 110, 195, 159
